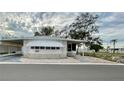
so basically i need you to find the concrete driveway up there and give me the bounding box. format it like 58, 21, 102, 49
0, 55, 22, 62
0, 55, 79, 63
0, 55, 118, 64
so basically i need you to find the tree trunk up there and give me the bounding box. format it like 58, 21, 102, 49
113, 42, 115, 53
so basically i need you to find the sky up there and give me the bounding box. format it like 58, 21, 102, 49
0, 12, 124, 48
97, 12, 124, 48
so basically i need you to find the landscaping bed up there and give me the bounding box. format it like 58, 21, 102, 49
81, 52, 124, 63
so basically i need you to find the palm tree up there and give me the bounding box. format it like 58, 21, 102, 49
110, 39, 117, 53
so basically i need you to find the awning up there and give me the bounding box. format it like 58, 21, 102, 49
26, 40, 64, 47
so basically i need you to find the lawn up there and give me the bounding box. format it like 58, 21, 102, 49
0, 52, 8, 55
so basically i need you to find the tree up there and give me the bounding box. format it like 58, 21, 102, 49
90, 44, 103, 52
110, 39, 117, 53
66, 13, 102, 53
34, 32, 41, 36
68, 13, 99, 38
34, 26, 54, 36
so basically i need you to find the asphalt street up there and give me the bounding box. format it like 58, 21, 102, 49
0, 64, 124, 81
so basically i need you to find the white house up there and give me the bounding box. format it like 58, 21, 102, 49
0, 36, 85, 59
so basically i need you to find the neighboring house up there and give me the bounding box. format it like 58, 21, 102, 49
0, 36, 85, 58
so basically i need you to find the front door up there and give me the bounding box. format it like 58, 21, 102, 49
67, 43, 76, 57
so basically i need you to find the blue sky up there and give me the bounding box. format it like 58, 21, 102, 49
0, 12, 124, 48
96, 12, 124, 48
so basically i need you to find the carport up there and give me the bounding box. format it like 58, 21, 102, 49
0, 39, 23, 54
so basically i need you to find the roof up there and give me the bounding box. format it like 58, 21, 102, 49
26, 40, 64, 47
0, 36, 86, 43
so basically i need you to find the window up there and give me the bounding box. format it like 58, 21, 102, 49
31, 46, 35, 49
40, 46, 45, 49
56, 47, 60, 49
35, 46, 39, 49
72, 44, 76, 51
51, 47, 55, 50
31, 46, 60, 50
46, 47, 50, 49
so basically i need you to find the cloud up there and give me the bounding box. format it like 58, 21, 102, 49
0, 12, 124, 48
98, 12, 124, 48
0, 12, 81, 38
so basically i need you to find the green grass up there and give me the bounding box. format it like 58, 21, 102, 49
81, 52, 124, 62
0, 52, 9, 55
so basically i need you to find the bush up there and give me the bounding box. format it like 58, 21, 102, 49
0, 52, 8, 55
80, 52, 83, 56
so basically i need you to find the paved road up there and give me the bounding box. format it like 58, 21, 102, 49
0, 64, 124, 81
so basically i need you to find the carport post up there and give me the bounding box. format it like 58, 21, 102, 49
82, 44, 84, 56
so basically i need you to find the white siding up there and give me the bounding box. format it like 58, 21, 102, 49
22, 39, 67, 58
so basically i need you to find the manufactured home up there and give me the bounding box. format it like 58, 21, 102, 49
0, 36, 84, 59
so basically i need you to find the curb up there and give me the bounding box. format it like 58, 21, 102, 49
0, 62, 122, 65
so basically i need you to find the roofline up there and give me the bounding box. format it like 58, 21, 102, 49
0, 36, 86, 43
